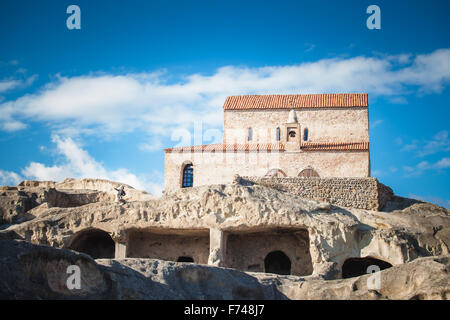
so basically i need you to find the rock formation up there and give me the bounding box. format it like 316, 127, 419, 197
0, 178, 153, 226
0, 177, 449, 299
0, 239, 448, 300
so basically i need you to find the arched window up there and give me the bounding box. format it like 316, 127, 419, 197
276, 127, 281, 141
182, 164, 193, 188
303, 128, 308, 141
248, 127, 253, 141
298, 168, 319, 177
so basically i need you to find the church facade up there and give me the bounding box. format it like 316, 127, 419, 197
164, 93, 370, 193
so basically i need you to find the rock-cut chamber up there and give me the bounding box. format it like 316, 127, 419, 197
66, 228, 115, 259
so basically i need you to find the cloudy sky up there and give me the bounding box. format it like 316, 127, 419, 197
0, 0, 449, 207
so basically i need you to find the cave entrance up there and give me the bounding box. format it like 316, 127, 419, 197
67, 228, 115, 259
342, 257, 393, 278
177, 256, 194, 263
264, 250, 291, 275
127, 229, 210, 264
225, 228, 312, 276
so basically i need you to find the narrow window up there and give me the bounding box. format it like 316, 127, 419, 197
248, 127, 253, 141
182, 164, 193, 188
276, 127, 280, 141
303, 128, 308, 141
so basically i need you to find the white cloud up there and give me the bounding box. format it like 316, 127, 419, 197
139, 137, 164, 152
408, 193, 450, 209
0, 49, 449, 138
370, 119, 384, 129
401, 130, 450, 157
403, 157, 450, 177
371, 169, 383, 177
0, 170, 23, 186
0, 75, 37, 93
1, 120, 27, 131
0, 80, 21, 93
19, 135, 163, 195
435, 157, 450, 169
417, 130, 450, 157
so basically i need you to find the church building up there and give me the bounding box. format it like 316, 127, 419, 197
164, 93, 370, 193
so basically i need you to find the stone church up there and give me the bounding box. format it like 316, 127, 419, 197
164, 93, 370, 192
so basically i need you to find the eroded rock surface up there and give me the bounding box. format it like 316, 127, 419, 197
0, 179, 449, 299
0, 239, 448, 300
0, 178, 153, 226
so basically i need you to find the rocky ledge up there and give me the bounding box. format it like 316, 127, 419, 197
0, 239, 448, 300
0, 178, 449, 299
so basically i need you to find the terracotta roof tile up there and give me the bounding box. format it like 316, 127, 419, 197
164, 141, 369, 152
300, 141, 369, 151
223, 93, 368, 110
164, 143, 285, 153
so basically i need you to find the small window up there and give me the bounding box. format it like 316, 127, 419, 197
276, 127, 280, 141
289, 131, 296, 138
182, 164, 193, 188
248, 127, 253, 141
303, 128, 308, 141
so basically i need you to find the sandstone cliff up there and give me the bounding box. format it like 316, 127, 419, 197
0, 178, 449, 299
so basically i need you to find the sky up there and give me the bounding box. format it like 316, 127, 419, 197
0, 0, 449, 207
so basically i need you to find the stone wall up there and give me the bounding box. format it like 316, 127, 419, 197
223, 107, 369, 144
238, 176, 393, 211
164, 150, 370, 193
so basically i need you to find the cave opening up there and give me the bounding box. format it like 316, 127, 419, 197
177, 256, 194, 263
67, 228, 115, 259
342, 257, 393, 278
264, 250, 291, 275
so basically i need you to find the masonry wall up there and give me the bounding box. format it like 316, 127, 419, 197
223, 108, 369, 144
239, 176, 393, 211
164, 150, 370, 193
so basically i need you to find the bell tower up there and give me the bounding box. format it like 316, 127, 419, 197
285, 109, 301, 152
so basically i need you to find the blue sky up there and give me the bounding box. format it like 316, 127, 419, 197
0, 0, 449, 207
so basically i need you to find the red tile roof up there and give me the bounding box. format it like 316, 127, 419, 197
164, 141, 369, 152
164, 143, 285, 153
164, 143, 285, 152
300, 141, 369, 151
223, 93, 368, 110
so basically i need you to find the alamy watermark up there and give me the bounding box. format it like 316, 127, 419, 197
366, 265, 381, 290
366, 5, 381, 30
66, 5, 81, 30
66, 265, 81, 290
